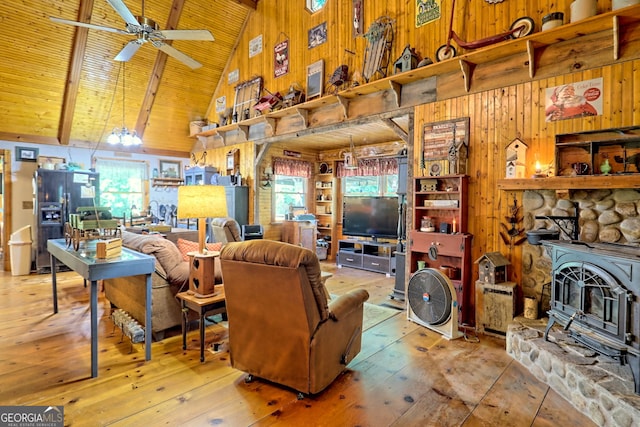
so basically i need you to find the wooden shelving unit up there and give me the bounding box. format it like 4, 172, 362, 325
314, 162, 336, 258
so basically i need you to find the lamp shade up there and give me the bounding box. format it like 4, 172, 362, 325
177, 185, 228, 219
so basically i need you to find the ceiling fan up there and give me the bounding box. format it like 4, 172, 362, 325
50, 0, 214, 69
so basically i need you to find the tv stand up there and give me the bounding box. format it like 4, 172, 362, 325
337, 239, 396, 277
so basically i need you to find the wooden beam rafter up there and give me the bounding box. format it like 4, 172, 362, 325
57, 0, 95, 145
135, 0, 186, 139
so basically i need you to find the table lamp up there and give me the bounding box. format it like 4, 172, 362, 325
177, 185, 228, 297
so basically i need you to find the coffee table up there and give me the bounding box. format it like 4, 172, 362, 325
177, 288, 227, 362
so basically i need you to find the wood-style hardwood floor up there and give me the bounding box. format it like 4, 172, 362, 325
0, 263, 595, 427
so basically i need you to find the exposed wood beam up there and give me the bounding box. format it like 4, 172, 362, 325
382, 117, 409, 143
255, 108, 412, 146
135, 0, 186, 139
57, 0, 94, 145
234, 0, 258, 9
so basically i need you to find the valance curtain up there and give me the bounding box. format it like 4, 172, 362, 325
336, 157, 398, 177
273, 157, 313, 178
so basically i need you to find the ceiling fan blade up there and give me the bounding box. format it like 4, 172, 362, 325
115, 40, 143, 62
106, 0, 139, 26
156, 29, 214, 41
154, 42, 202, 69
50, 17, 129, 35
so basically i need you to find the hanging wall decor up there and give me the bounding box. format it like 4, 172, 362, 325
421, 117, 469, 177
353, 0, 364, 37
249, 34, 263, 58
228, 69, 239, 84
306, 59, 324, 100
308, 22, 327, 49
416, 0, 442, 28
215, 96, 226, 113
274, 38, 289, 78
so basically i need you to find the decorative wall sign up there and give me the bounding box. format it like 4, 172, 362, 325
283, 150, 301, 158
306, 59, 324, 100
16, 146, 38, 162
215, 96, 226, 113
228, 69, 239, 84
416, 0, 441, 28
274, 39, 289, 78
353, 0, 364, 37
249, 34, 263, 58
421, 117, 469, 176
308, 22, 327, 49
545, 77, 603, 122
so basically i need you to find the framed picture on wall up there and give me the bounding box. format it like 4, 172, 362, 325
306, 59, 324, 100
159, 160, 181, 178
16, 146, 38, 162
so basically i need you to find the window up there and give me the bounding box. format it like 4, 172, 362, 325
95, 158, 147, 219
273, 175, 307, 221
343, 175, 398, 197
305, 0, 327, 13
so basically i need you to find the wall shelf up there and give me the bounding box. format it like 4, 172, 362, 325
152, 177, 183, 188
196, 6, 640, 147
497, 175, 640, 190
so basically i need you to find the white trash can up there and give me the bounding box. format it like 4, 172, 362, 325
9, 225, 32, 276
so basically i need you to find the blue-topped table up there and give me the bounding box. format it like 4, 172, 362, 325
47, 238, 155, 377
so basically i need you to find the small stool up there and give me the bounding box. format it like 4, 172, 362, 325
177, 288, 227, 362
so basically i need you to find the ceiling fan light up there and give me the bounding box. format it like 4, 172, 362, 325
107, 131, 120, 144
121, 130, 133, 146
131, 131, 142, 145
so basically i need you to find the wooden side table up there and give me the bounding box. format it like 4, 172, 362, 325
177, 288, 226, 362
187, 251, 219, 297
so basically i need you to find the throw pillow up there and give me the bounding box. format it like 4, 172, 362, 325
176, 238, 223, 261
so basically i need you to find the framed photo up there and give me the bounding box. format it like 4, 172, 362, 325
308, 22, 327, 49
16, 146, 38, 162
159, 160, 181, 178
306, 59, 324, 100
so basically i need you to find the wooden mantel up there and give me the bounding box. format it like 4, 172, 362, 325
497, 175, 640, 190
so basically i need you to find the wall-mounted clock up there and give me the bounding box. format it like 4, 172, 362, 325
306, 0, 327, 13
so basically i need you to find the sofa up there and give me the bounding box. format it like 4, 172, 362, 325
103, 218, 241, 340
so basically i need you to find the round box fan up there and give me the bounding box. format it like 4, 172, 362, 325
407, 268, 462, 340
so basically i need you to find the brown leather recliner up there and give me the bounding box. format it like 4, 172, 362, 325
219, 240, 369, 395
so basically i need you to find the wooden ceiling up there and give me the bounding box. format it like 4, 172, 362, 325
0, 0, 255, 158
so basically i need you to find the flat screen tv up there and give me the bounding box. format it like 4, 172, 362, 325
342, 196, 399, 239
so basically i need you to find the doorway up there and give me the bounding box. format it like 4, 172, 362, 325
1, 150, 11, 271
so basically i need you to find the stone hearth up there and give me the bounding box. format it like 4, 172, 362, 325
507, 317, 640, 427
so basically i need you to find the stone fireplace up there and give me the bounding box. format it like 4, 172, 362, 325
508, 188, 640, 426
521, 188, 640, 309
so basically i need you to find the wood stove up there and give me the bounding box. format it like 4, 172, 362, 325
543, 240, 640, 395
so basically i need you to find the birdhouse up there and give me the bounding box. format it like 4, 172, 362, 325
505, 138, 528, 179
475, 252, 511, 284
393, 45, 419, 74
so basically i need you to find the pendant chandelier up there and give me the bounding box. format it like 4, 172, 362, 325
107, 61, 142, 146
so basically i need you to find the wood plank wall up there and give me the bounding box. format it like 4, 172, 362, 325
209, 0, 621, 124
415, 59, 640, 289
195, 0, 639, 290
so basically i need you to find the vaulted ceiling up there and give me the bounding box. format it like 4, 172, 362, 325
0, 0, 256, 158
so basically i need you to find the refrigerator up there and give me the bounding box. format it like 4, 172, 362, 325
33, 169, 100, 272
